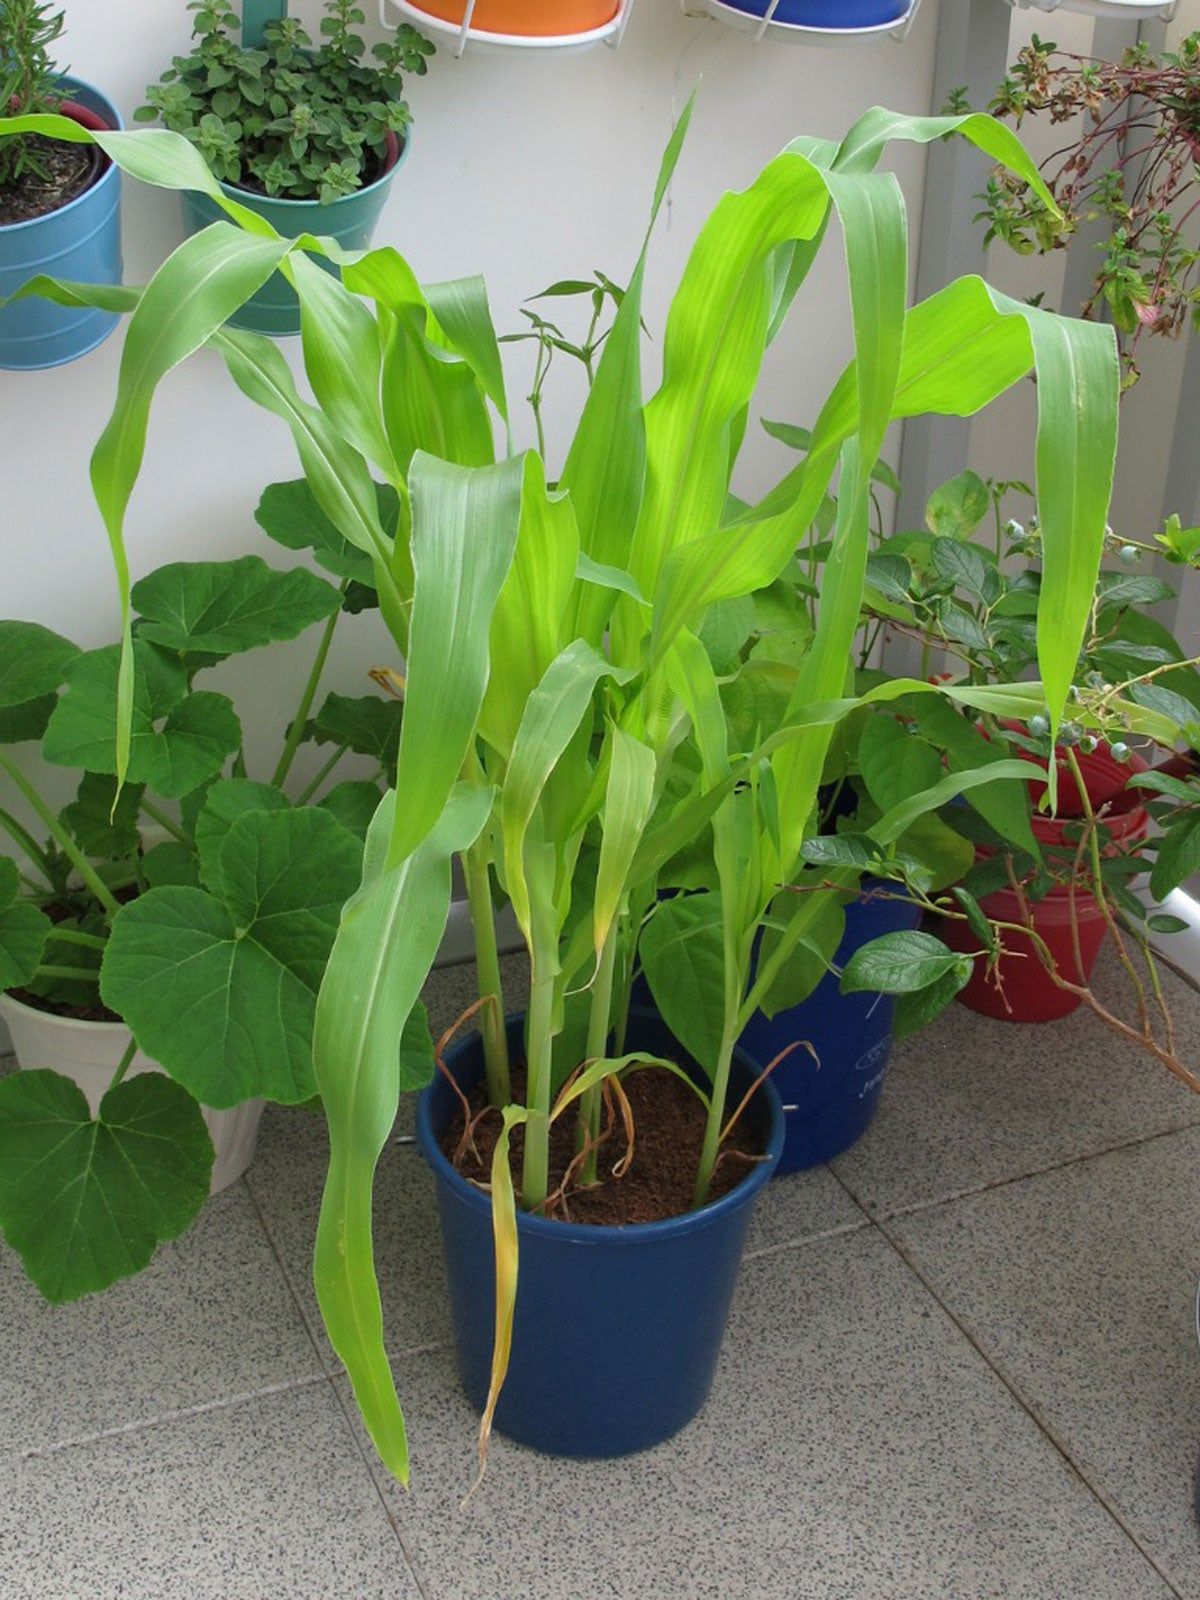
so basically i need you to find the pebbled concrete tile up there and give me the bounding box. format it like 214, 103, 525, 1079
339, 1228, 1169, 1600
831, 949, 1200, 1218
892, 1122, 1200, 1598
0, 1380, 418, 1600
745, 1163, 865, 1256
0, 1181, 320, 1462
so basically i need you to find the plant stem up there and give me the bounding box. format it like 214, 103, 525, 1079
36, 964, 100, 982
693, 1024, 737, 1209
47, 927, 108, 951
0, 806, 52, 878
107, 1037, 138, 1093
139, 799, 193, 848
463, 838, 510, 1107
0, 755, 120, 919
521, 942, 556, 1214
272, 591, 344, 791
577, 924, 618, 1185
295, 742, 350, 806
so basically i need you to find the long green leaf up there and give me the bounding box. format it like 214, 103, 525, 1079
313, 784, 491, 1485
500, 640, 631, 939
389, 453, 526, 866
562, 90, 695, 645
592, 725, 656, 952
82, 225, 296, 782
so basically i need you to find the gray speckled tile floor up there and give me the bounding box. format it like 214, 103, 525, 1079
2, 952, 1200, 1599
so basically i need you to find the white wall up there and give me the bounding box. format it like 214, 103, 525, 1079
3, 0, 943, 801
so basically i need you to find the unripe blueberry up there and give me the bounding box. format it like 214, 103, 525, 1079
1119, 544, 1140, 565
1110, 741, 1131, 763
1079, 734, 1098, 754
1029, 713, 1050, 737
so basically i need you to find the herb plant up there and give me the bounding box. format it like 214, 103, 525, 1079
0, 0, 66, 190
969, 32, 1200, 388
137, 0, 433, 203
0, 103, 1129, 1488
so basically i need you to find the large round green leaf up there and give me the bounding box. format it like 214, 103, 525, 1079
131, 556, 341, 658
307, 692, 402, 775
639, 891, 725, 1077
0, 857, 48, 991
43, 642, 241, 798
0, 621, 79, 709
193, 778, 289, 892
0, 1069, 212, 1302
254, 477, 393, 586
101, 807, 363, 1107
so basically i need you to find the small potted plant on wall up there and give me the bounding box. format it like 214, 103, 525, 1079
394, 0, 619, 44
138, 0, 433, 335
0, 0, 122, 370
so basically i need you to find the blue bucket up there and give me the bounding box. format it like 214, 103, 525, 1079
0, 77, 123, 370
179, 131, 409, 337
739, 885, 921, 1173
416, 1010, 783, 1458
717, 0, 909, 24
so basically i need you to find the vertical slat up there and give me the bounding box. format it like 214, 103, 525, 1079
893, 0, 1015, 535
241, 0, 288, 48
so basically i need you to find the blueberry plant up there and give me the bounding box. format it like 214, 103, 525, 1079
138, 0, 433, 203
959, 31, 1200, 389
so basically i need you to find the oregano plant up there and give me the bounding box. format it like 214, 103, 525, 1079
137, 0, 434, 204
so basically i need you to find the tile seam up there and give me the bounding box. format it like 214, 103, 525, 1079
827, 1163, 1188, 1600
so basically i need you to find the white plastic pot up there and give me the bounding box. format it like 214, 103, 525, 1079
0, 993, 262, 1194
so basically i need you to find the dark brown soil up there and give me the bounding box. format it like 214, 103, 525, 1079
440, 1063, 768, 1227
0, 138, 101, 225
8, 987, 119, 1023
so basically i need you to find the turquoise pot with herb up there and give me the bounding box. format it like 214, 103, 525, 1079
179, 129, 407, 337
0, 77, 123, 370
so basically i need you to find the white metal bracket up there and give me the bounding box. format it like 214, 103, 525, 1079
381, 0, 637, 57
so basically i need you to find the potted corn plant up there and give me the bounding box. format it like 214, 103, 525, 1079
0, 0, 122, 369
0, 98, 1125, 1485
0, 542, 387, 1300
139, 0, 433, 335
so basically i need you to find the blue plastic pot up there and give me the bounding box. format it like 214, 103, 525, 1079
180, 131, 408, 337
417, 1010, 783, 1458
717, 0, 908, 24
0, 78, 123, 371
739, 884, 921, 1173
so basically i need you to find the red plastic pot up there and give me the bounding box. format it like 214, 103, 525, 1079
944, 881, 1109, 1022
951, 739, 1149, 1023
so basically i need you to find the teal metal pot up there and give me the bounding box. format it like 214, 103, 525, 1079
0, 77, 123, 371
180, 131, 407, 336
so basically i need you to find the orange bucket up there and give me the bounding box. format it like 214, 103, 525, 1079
408, 0, 619, 35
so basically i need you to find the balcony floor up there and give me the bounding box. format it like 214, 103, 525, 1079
4, 950, 1200, 1600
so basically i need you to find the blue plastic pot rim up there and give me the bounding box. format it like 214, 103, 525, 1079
0, 76, 121, 238
212, 129, 410, 212
416, 1014, 785, 1247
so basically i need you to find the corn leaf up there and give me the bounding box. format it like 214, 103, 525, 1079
313, 784, 492, 1486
